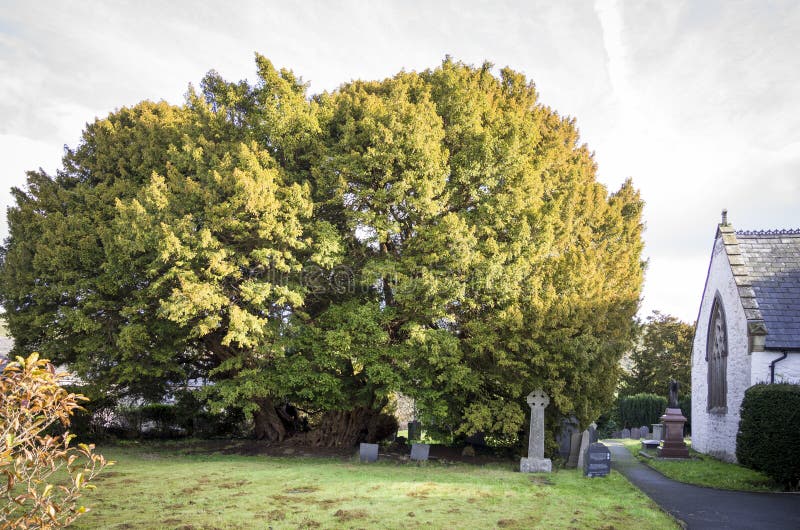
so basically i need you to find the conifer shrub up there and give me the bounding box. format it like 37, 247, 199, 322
678, 394, 691, 433
736, 383, 800, 490
617, 393, 667, 428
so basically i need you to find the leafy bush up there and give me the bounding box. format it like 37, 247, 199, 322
172, 391, 250, 439
679, 394, 691, 433
597, 417, 619, 439
736, 383, 800, 490
58, 385, 118, 442
1, 353, 111, 528
617, 393, 667, 429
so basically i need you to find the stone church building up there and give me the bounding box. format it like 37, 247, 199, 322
691, 212, 800, 462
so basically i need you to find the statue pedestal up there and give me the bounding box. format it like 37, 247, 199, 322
658, 408, 689, 458
520, 457, 552, 473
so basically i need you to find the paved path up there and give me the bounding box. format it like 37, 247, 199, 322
606, 440, 800, 529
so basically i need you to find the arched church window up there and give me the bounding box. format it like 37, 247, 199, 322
706, 295, 728, 413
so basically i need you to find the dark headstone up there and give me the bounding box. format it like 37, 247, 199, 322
557, 417, 580, 458
584, 442, 611, 478
630, 428, 640, 440
639, 426, 650, 439
410, 443, 430, 461
621, 428, 631, 439
359, 443, 378, 463
408, 421, 421, 441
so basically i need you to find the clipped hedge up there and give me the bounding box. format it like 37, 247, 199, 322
618, 393, 667, 429
736, 383, 800, 489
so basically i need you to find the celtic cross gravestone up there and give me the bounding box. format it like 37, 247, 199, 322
519, 389, 552, 473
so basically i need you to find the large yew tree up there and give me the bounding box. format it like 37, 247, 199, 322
0, 55, 644, 445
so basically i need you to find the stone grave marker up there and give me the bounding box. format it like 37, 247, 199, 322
359, 442, 378, 463
652, 424, 664, 441
630, 428, 640, 439
640, 426, 650, 439
557, 417, 580, 459
408, 421, 421, 441
621, 428, 631, 439
410, 443, 430, 461
588, 422, 598, 443
576, 430, 591, 469
566, 431, 582, 468
519, 389, 552, 473
584, 443, 611, 478
641, 440, 660, 450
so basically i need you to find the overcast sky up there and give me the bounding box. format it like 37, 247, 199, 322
1, 0, 799, 322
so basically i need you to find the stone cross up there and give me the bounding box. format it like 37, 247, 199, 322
520, 389, 552, 473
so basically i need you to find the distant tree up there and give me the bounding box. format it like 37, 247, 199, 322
620, 311, 694, 398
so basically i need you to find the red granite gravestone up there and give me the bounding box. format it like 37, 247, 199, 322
658, 408, 689, 458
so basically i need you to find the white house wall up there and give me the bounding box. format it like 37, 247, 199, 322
691, 237, 751, 462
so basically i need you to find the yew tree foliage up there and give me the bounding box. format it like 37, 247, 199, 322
0, 55, 644, 443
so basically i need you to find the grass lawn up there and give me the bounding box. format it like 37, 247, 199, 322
70, 442, 678, 529
618, 439, 778, 492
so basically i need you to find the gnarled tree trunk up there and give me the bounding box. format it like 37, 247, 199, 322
253, 398, 287, 442
300, 407, 398, 447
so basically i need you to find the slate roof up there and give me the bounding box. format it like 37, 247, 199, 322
734, 229, 800, 350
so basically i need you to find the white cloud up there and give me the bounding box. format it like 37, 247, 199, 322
1, 0, 798, 322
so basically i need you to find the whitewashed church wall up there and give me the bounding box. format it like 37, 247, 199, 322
751, 351, 800, 385
691, 237, 750, 462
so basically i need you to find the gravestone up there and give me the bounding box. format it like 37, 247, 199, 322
566, 431, 582, 468
588, 422, 598, 443
576, 430, 591, 469
359, 443, 378, 463
630, 428, 640, 439
584, 443, 611, 478
639, 426, 650, 439
410, 443, 430, 462
621, 428, 631, 439
519, 389, 552, 473
652, 424, 664, 441
557, 417, 580, 459
408, 421, 421, 441
659, 407, 689, 458
641, 440, 660, 450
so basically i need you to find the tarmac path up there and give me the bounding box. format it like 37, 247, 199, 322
606, 440, 800, 529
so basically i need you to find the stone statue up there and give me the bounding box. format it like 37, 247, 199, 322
668, 380, 679, 408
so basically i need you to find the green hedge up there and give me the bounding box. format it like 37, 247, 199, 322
736, 383, 800, 489
618, 393, 667, 429
679, 394, 691, 433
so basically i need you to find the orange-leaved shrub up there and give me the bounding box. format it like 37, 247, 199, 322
1, 353, 111, 528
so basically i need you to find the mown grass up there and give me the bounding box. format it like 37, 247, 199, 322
71, 443, 678, 529
619, 438, 778, 492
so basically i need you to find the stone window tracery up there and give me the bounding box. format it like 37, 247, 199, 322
706, 295, 728, 413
